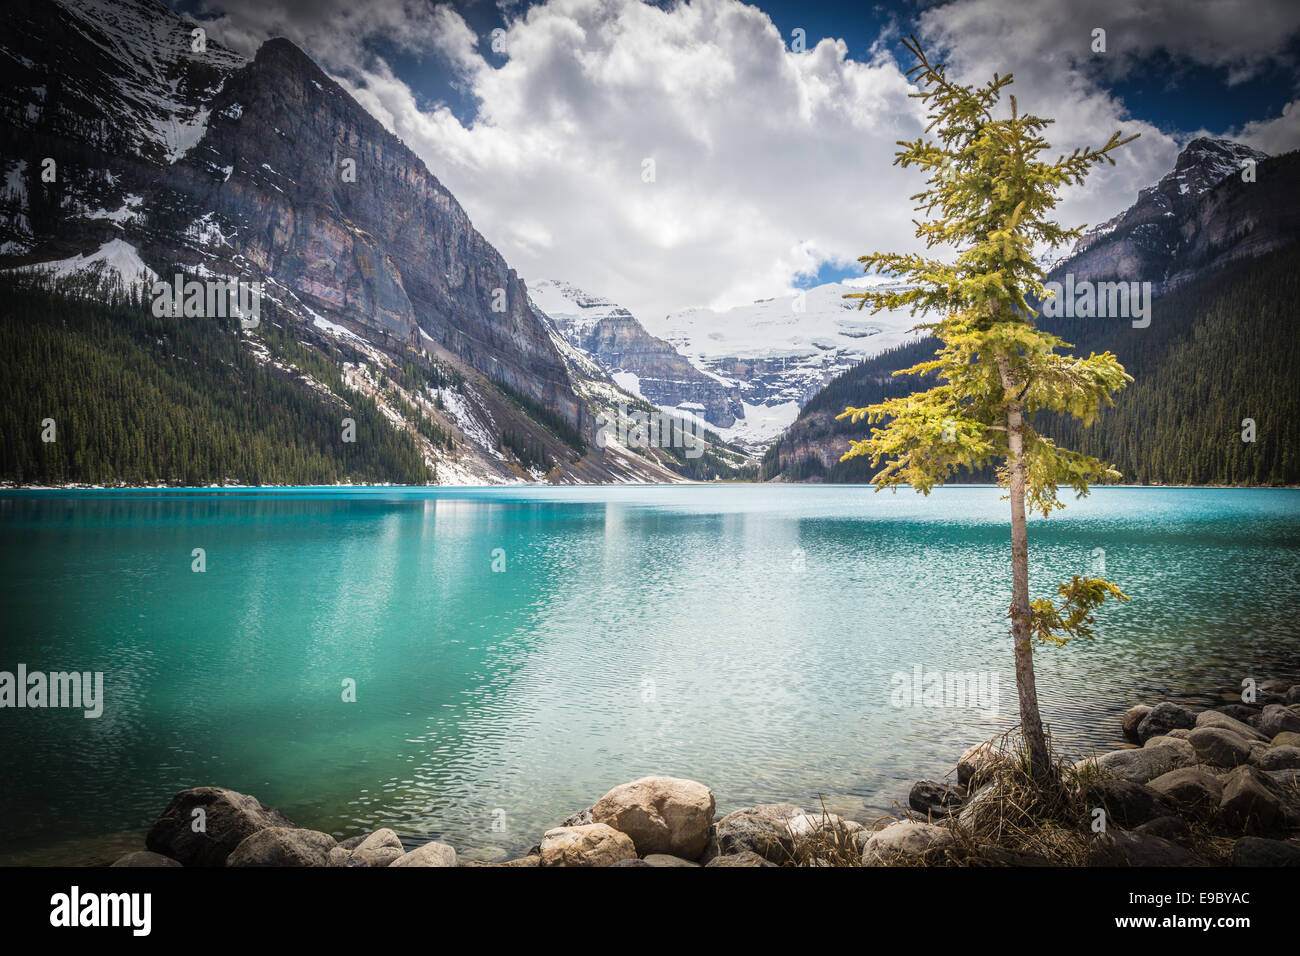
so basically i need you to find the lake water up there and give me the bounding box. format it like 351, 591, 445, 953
2, 485, 1298, 862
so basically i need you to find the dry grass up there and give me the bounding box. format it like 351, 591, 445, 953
942, 726, 1100, 865
775, 798, 875, 867
783, 727, 1201, 867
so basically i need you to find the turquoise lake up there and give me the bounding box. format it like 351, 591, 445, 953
1, 485, 1298, 862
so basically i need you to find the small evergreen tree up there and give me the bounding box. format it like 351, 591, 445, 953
840, 38, 1135, 775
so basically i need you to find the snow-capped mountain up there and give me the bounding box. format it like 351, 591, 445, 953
646, 277, 923, 447
531, 276, 923, 450
1076, 138, 1266, 257
528, 279, 743, 428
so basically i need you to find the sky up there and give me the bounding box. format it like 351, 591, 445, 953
174, 0, 1300, 324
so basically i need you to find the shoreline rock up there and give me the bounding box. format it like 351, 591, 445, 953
105, 680, 1300, 868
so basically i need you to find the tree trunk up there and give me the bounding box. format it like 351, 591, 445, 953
997, 353, 1051, 776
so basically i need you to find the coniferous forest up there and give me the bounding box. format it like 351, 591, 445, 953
0, 273, 434, 486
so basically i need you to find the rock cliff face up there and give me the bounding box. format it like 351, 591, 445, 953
1049, 138, 1289, 292
0, 0, 582, 434
185, 39, 581, 428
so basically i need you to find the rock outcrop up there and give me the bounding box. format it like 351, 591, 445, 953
145, 786, 298, 867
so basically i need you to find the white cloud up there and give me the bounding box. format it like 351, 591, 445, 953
334, 0, 932, 323
916, 0, 1300, 224
1235, 100, 1300, 154
194, 0, 447, 65
916, 0, 1300, 84
195, 0, 1300, 325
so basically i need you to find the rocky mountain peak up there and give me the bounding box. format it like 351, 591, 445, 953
1054, 137, 1293, 292
1166, 137, 1266, 197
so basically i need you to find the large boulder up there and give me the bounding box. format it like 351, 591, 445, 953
1230, 837, 1300, 866
1188, 727, 1256, 768
785, 812, 864, 861
714, 804, 805, 863
1258, 704, 1300, 738
643, 854, 700, 867
389, 842, 457, 867
352, 828, 405, 867
1082, 742, 1193, 783
705, 850, 777, 867
957, 781, 1012, 832
146, 787, 298, 867
1121, 705, 1153, 743
1196, 710, 1269, 743
1264, 769, 1300, 821
111, 850, 182, 867
1083, 779, 1174, 829
1264, 768, 1300, 788
1135, 703, 1197, 744
1216, 704, 1262, 725
1088, 832, 1199, 866
1135, 816, 1190, 840
328, 847, 363, 867
957, 741, 1013, 788
1254, 746, 1300, 771
226, 827, 336, 867
909, 780, 967, 817
1219, 765, 1285, 833
860, 821, 954, 865
1147, 766, 1224, 816
787, 811, 863, 842
539, 824, 637, 867
590, 776, 715, 859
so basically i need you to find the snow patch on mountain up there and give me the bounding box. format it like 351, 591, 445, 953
51, 0, 245, 164
81, 194, 145, 226
437, 387, 506, 461
527, 279, 624, 340
646, 278, 919, 365
532, 275, 922, 451
683, 400, 803, 447
9, 237, 157, 293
